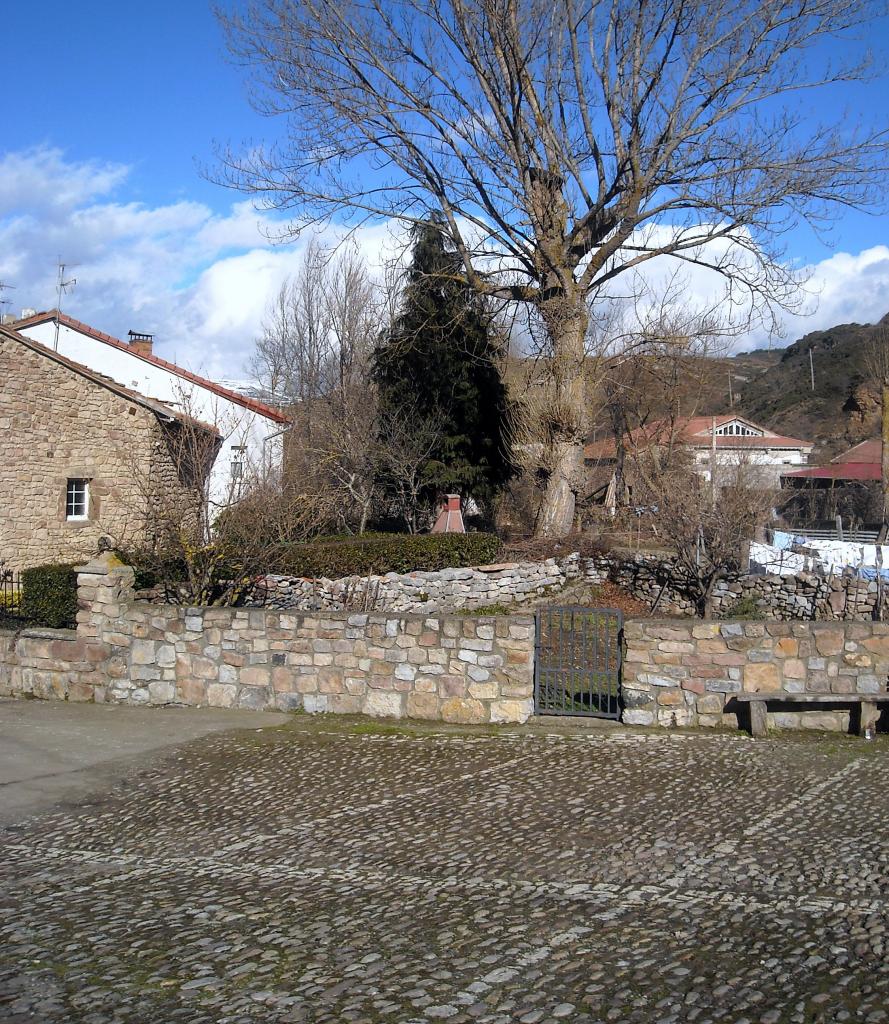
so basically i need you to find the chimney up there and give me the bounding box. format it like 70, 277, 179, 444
431, 494, 466, 534
127, 329, 154, 357
1, 313, 16, 325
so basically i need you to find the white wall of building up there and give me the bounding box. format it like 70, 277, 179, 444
19, 320, 287, 511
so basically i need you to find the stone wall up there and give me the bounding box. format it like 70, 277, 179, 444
623, 618, 889, 731
0, 554, 535, 725
226, 551, 886, 622
0, 332, 207, 570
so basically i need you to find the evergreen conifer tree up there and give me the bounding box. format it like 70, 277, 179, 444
374, 219, 515, 523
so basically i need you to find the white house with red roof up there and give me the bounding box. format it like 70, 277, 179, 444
585, 414, 814, 507
13, 311, 290, 512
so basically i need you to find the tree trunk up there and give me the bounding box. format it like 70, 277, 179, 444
882, 381, 889, 528
535, 298, 589, 538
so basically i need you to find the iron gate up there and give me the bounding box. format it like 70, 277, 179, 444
534, 606, 623, 718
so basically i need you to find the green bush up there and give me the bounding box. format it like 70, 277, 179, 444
20, 563, 79, 629
278, 532, 502, 578
720, 594, 766, 621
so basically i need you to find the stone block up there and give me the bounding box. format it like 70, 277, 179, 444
622, 709, 654, 726
657, 689, 684, 706
814, 629, 845, 657
328, 694, 362, 714
783, 658, 806, 680
657, 706, 693, 727
238, 687, 270, 710
130, 639, 156, 665
275, 692, 303, 712
147, 680, 175, 704
468, 682, 498, 700
439, 676, 467, 698
441, 697, 486, 724
303, 693, 329, 714
692, 623, 721, 639
363, 690, 403, 717
490, 699, 532, 724
743, 662, 781, 692
696, 693, 724, 714
240, 666, 270, 686
206, 683, 237, 708
406, 692, 441, 720
176, 678, 206, 705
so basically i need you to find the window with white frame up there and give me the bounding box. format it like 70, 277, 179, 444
66, 479, 90, 520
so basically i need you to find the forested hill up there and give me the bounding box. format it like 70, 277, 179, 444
732, 314, 889, 456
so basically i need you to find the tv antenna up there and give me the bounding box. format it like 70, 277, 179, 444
0, 281, 14, 321
53, 258, 78, 351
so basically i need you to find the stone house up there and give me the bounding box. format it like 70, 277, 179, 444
0, 324, 221, 571
12, 310, 290, 510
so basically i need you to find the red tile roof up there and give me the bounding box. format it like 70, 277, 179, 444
831, 439, 880, 464
585, 416, 812, 460
783, 438, 882, 481
13, 310, 290, 426
783, 463, 880, 481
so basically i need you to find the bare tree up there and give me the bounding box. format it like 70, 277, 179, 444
251, 243, 394, 530
634, 451, 778, 617
219, 0, 888, 537
378, 405, 445, 533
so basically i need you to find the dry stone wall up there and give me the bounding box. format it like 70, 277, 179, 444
623, 618, 889, 732
0, 554, 535, 725
228, 551, 886, 622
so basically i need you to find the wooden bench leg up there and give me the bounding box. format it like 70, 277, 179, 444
748, 700, 768, 738
858, 701, 879, 737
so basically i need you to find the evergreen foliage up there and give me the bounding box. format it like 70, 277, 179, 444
374, 219, 515, 518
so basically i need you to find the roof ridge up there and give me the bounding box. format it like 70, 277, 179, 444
12, 310, 290, 426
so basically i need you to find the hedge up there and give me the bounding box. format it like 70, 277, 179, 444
278, 532, 502, 578
20, 563, 79, 629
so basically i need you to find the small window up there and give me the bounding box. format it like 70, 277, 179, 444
231, 444, 246, 482
66, 479, 90, 520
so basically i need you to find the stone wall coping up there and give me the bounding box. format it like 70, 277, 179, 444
18, 627, 78, 640
129, 599, 535, 625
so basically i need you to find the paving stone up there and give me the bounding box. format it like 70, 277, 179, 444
0, 725, 887, 1023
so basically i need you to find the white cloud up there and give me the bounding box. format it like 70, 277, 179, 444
1, 145, 886, 381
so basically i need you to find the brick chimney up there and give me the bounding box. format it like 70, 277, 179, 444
431, 494, 466, 533
127, 330, 153, 357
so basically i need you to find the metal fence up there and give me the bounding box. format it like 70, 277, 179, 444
0, 569, 23, 626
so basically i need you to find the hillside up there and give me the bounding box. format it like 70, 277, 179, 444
733, 314, 889, 455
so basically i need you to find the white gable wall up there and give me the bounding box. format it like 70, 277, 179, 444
18, 320, 286, 512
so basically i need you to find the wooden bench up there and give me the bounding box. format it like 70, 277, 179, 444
735, 693, 889, 738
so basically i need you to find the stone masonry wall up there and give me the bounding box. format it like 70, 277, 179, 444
0, 554, 535, 724
0, 333, 206, 571
230, 551, 887, 622
623, 618, 889, 731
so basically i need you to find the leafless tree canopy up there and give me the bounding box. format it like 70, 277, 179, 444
221, 0, 888, 536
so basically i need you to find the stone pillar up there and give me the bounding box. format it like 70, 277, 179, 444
75, 552, 135, 642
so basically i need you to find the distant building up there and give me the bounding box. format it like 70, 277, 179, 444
0, 324, 220, 570
585, 415, 813, 509
13, 311, 290, 509
782, 439, 881, 486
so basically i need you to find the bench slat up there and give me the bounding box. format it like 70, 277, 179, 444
734, 693, 889, 703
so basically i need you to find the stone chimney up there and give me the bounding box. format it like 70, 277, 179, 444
127, 330, 154, 357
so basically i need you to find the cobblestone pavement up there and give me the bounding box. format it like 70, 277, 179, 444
1, 718, 888, 1023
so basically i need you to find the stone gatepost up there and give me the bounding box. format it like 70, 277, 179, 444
75, 552, 135, 644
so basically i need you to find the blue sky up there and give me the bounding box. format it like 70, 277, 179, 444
3, 2, 889, 376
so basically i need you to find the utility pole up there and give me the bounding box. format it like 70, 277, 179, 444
809, 347, 815, 392
53, 258, 78, 351
710, 414, 717, 509
728, 369, 734, 407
